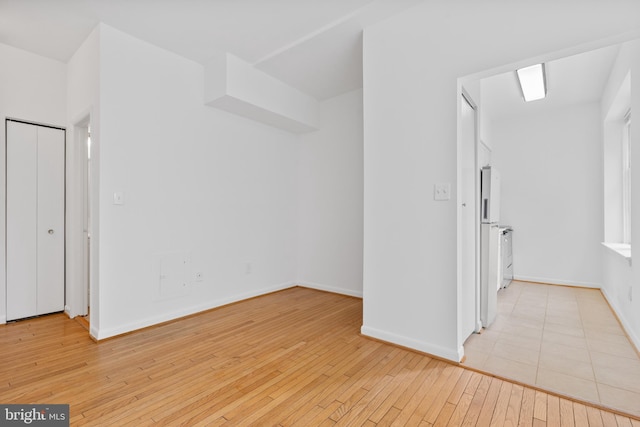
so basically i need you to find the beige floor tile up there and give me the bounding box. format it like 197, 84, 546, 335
516, 297, 548, 309
509, 313, 545, 330
536, 367, 600, 403
513, 304, 547, 317
593, 366, 640, 394
590, 352, 640, 394
582, 321, 627, 336
463, 330, 499, 354
540, 341, 592, 364
487, 314, 509, 332
497, 302, 515, 314
587, 337, 639, 359
590, 350, 640, 370
483, 355, 538, 384
546, 305, 581, 318
492, 338, 540, 366
502, 323, 544, 340
581, 307, 619, 321
542, 330, 588, 349
538, 351, 595, 381
462, 347, 490, 369
584, 329, 634, 345
597, 383, 640, 417
494, 333, 541, 351
543, 322, 585, 338
545, 314, 582, 329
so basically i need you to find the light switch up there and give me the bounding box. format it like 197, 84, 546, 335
113, 192, 125, 205
434, 183, 451, 201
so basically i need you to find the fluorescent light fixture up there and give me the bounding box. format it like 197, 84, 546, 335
516, 63, 546, 102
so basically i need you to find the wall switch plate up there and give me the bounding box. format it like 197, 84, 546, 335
113, 192, 125, 205
434, 183, 451, 201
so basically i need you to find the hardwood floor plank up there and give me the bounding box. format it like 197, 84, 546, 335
535, 390, 548, 422
518, 387, 536, 427
0, 288, 637, 426
533, 419, 547, 427
448, 391, 475, 426
504, 384, 524, 427
377, 406, 402, 427
389, 361, 448, 426
585, 406, 604, 427
616, 414, 634, 427
366, 357, 432, 423
423, 364, 465, 424
490, 381, 513, 427
433, 402, 457, 427
462, 375, 493, 425
447, 368, 474, 405
547, 395, 561, 426
559, 398, 575, 427
600, 410, 618, 427
572, 402, 588, 427
477, 377, 504, 427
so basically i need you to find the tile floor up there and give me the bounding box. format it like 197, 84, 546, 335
462, 280, 640, 417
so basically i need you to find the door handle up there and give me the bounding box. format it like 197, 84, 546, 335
48, 229, 54, 235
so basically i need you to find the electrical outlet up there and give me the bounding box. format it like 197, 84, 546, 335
629, 286, 633, 302
195, 271, 203, 282
434, 183, 451, 201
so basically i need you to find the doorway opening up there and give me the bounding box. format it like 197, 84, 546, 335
69, 116, 92, 332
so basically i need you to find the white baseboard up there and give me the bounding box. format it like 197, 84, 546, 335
361, 325, 462, 362
513, 275, 601, 289
297, 281, 363, 298
94, 281, 296, 340
600, 288, 640, 351
0, 315, 5, 325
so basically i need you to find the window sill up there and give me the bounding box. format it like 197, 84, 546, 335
602, 242, 632, 264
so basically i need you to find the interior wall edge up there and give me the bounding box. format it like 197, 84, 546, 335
600, 287, 640, 352
296, 281, 363, 298
512, 275, 601, 289
360, 325, 462, 363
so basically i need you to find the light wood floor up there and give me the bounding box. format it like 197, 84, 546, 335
1, 287, 638, 426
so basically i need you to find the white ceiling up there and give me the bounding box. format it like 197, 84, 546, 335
481, 44, 621, 121
0, 0, 421, 101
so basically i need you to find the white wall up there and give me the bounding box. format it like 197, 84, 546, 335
0, 42, 67, 324
2, 23, 363, 338
601, 40, 640, 349
362, 1, 640, 361
490, 103, 603, 288
94, 25, 299, 338
297, 89, 364, 297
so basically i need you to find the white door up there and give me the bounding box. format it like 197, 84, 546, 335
460, 93, 478, 340
7, 120, 65, 321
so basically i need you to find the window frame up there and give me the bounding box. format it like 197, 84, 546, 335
622, 110, 631, 245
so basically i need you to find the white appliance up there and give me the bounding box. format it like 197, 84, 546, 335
480, 166, 501, 328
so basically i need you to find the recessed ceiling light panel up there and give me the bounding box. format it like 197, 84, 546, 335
516, 63, 547, 102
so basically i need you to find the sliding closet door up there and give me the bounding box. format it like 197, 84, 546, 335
6, 121, 38, 320
36, 126, 65, 315
6, 120, 65, 321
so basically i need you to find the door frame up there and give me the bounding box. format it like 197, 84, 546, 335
66, 114, 92, 321
456, 87, 481, 354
